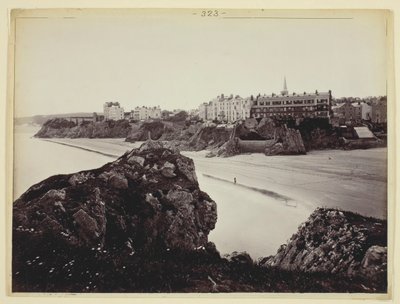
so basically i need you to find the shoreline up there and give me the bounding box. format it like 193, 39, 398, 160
41, 139, 122, 158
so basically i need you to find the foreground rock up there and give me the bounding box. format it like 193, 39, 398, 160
260, 208, 387, 287
13, 140, 217, 291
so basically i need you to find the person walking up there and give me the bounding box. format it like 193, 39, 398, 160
233, 177, 237, 184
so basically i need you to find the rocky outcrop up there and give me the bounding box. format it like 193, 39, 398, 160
125, 121, 204, 143
160, 122, 203, 142
14, 140, 218, 251
35, 118, 133, 138
260, 208, 387, 284
264, 126, 306, 156
207, 119, 306, 157
223, 251, 253, 265
206, 138, 240, 158
125, 121, 176, 142
360, 246, 387, 280
13, 140, 218, 291
186, 125, 233, 151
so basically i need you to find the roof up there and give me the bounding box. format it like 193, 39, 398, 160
258, 91, 330, 100
354, 127, 375, 139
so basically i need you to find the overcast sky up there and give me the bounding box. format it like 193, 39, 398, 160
14, 9, 388, 117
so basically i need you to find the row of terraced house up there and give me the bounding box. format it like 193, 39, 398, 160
331, 97, 387, 124
198, 78, 332, 123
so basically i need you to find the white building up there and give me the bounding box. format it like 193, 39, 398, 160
103, 102, 124, 121
199, 94, 253, 123
131, 106, 162, 120
360, 102, 372, 120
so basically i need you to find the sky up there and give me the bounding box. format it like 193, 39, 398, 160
14, 9, 389, 117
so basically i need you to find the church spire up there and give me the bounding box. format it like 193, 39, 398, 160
281, 76, 288, 95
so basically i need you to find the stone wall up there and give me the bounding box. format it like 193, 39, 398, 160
238, 139, 274, 153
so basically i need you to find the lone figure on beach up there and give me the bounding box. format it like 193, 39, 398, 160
233, 177, 237, 184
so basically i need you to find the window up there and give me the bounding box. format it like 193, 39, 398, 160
272, 101, 282, 105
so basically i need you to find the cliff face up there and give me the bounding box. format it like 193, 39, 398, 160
34, 119, 133, 138
260, 208, 387, 285
125, 121, 203, 143
186, 125, 232, 151
125, 121, 175, 142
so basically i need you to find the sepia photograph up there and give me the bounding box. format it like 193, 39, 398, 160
9, 8, 392, 295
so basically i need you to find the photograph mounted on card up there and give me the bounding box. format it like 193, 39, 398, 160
9, 8, 391, 295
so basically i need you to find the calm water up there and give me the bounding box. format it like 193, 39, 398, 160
14, 126, 113, 199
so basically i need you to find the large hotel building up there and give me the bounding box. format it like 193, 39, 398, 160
250, 78, 332, 120
198, 78, 332, 122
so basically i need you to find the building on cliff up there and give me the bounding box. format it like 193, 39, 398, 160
250, 78, 332, 120
332, 101, 372, 124
371, 97, 387, 123
131, 106, 162, 121
103, 102, 125, 121
199, 94, 253, 123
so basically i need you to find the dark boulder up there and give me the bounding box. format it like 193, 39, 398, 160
13, 140, 217, 291
260, 208, 387, 287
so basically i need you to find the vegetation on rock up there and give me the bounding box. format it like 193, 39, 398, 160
261, 208, 387, 290
35, 119, 132, 138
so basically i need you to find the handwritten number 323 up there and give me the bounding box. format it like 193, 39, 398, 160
201, 10, 219, 17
